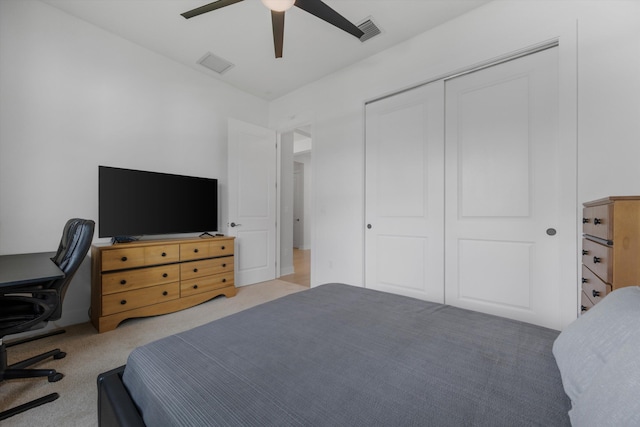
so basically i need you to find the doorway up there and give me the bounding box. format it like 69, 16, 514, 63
279, 126, 311, 287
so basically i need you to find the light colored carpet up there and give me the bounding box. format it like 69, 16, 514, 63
1, 280, 308, 426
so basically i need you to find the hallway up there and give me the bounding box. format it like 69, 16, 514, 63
279, 249, 310, 287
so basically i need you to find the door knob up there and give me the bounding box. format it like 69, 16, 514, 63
230, 222, 242, 227
546, 228, 557, 236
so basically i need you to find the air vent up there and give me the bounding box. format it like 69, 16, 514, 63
357, 17, 382, 43
197, 52, 234, 75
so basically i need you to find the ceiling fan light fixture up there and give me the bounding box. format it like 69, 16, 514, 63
260, 0, 295, 12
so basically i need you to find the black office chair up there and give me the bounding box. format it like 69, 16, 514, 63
0, 218, 95, 420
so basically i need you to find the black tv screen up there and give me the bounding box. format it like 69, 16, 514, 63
99, 166, 218, 238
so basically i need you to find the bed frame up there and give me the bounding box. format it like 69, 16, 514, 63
97, 366, 144, 427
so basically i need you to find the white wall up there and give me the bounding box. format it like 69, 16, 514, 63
0, 0, 269, 326
269, 1, 640, 326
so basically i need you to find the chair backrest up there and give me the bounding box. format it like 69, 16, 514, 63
48, 218, 95, 320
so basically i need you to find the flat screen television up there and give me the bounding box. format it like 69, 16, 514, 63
99, 166, 218, 240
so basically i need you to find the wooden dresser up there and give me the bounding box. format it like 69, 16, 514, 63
91, 236, 235, 333
581, 197, 640, 313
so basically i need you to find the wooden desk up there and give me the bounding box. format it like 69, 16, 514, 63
0, 252, 64, 288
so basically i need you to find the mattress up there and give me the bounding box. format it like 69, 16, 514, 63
122, 283, 571, 426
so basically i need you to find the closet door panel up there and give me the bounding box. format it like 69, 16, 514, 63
458, 76, 531, 218
457, 239, 533, 308
445, 47, 562, 329
365, 81, 444, 303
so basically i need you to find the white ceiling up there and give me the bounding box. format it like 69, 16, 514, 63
40, 0, 491, 101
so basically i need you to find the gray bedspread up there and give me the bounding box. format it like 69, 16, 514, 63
123, 283, 571, 426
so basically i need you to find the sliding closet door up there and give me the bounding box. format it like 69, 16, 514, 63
365, 81, 444, 302
444, 47, 562, 329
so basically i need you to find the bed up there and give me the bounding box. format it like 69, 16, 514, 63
97, 283, 640, 426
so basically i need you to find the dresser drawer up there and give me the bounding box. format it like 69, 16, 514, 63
180, 256, 234, 281
582, 204, 613, 241
582, 239, 612, 284
180, 241, 210, 261
144, 244, 179, 265
210, 240, 234, 257
580, 290, 594, 314
102, 247, 145, 271
102, 282, 180, 316
181, 272, 234, 297
102, 264, 180, 295
581, 265, 610, 305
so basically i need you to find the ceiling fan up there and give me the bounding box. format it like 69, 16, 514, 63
181, 0, 365, 58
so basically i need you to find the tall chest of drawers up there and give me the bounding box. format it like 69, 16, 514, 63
581, 197, 640, 313
91, 236, 235, 332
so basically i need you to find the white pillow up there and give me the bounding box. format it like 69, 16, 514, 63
552, 286, 640, 403
568, 328, 640, 426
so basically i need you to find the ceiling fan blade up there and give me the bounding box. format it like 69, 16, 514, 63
271, 11, 285, 58
294, 0, 364, 39
181, 0, 244, 19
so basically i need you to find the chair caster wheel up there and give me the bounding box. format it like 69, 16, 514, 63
54, 352, 66, 360
48, 372, 64, 382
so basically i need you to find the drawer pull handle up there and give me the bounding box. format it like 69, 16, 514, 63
581, 278, 587, 283
161, 252, 167, 257
582, 218, 590, 224
582, 250, 589, 256
594, 218, 602, 225
194, 248, 199, 253
120, 280, 127, 285
593, 256, 601, 264
120, 300, 127, 305
194, 268, 198, 273
592, 290, 601, 298
222, 278, 227, 283
222, 264, 227, 268
221, 246, 225, 250
121, 256, 128, 262
163, 273, 168, 278
581, 305, 588, 312
163, 291, 168, 296
193, 284, 198, 289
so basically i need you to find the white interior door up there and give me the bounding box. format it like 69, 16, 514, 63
228, 119, 277, 286
365, 81, 445, 302
444, 47, 562, 329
